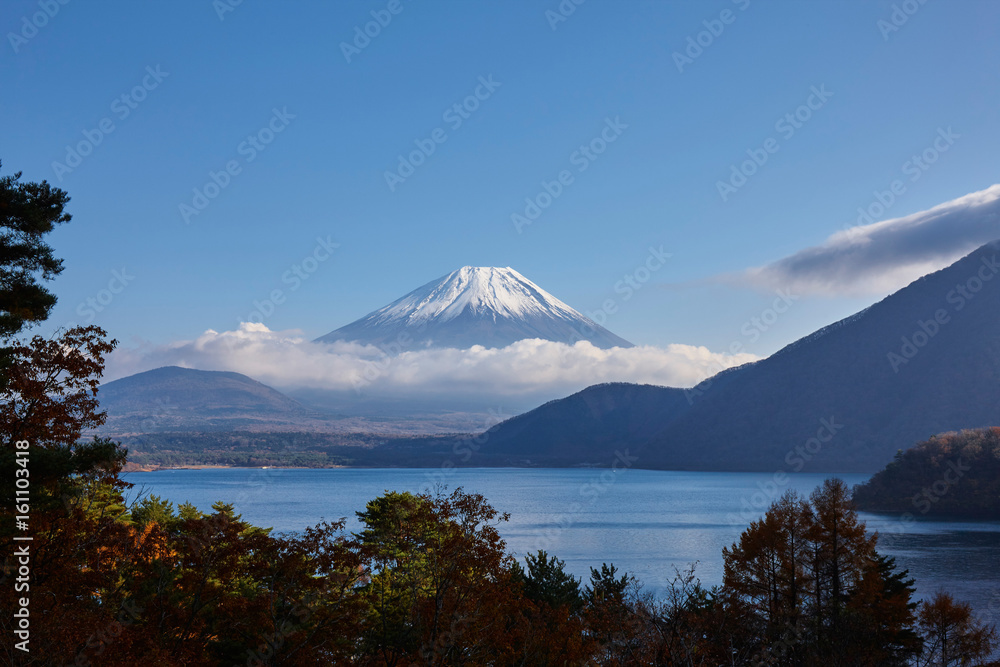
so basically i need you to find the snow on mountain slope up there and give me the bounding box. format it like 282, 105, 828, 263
316, 266, 634, 350
376, 267, 582, 323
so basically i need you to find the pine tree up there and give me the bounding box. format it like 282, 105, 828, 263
514, 549, 582, 612
0, 161, 73, 386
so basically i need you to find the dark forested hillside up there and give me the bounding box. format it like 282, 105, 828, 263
640, 242, 1000, 472
479, 382, 691, 463
484, 242, 1000, 473
853, 428, 1000, 519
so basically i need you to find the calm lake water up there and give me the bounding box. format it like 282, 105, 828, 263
124, 467, 1000, 629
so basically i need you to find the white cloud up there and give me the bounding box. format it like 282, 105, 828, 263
105, 323, 757, 401
737, 184, 1000, 296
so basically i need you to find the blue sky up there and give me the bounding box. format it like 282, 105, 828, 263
4, 0, 999, 361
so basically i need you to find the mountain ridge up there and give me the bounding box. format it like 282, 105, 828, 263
482, 241, 1000, 472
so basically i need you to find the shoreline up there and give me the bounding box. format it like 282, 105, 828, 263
123, 464, 345, 473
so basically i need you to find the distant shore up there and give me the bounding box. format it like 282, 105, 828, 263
122, 463, 345, 473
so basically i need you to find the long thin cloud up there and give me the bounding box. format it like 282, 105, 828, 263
737, 184, 1000, 296
104, 323, 757, 401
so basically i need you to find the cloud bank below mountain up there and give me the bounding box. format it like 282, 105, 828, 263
105, 323, 757, 402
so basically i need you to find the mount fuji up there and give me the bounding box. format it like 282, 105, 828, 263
315, 266, 634, 350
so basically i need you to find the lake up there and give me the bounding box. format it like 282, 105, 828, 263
124, 467, 1000, 630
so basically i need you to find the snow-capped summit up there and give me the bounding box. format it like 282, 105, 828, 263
315, 266, 634, 350
375, 266, 590, 324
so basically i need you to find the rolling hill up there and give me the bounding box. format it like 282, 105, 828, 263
96, 366, 322, 433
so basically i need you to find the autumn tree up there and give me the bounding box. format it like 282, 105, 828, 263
109, 502, 366, 665
353, 487, 526, 664
806, 477, 879, 654
722, 479, 918, 665
0, 324, 126, 604
917, 592, 999, 667
0, 325, 123, 521
723, 490, 813, 659
0, 324, 136, 666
